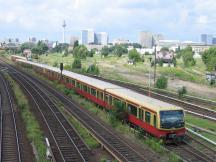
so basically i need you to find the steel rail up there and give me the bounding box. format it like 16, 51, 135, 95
12, 73, 87, 162
0, 74, 21, 162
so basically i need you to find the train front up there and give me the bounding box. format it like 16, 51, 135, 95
158, 109, 186, 142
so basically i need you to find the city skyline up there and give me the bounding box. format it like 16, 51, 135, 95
0, 0, 216, 42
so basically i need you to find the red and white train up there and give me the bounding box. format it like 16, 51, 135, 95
12, 55, 186, 141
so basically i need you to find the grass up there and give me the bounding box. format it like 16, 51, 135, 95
37, 53, 216, 97
57, 101, 100, 149
4, 73, 48, 162
22, 66, 182, 162
185, 113, 216, 142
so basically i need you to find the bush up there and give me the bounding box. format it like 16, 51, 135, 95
128, 49, 141, 62
202, 47, 216, 71
179, 46, 196, 67
72, 58, 82, 69
159, 59, 163, 67
53, 61, 58, 67
178, 86, 187, 98
101, 46, 109, 57
73, 45, 88, 59
86, 64, 100, 75
210, 79, 215, 86
156, 76, 168, 89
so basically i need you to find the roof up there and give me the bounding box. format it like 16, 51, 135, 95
16, 59, 182, 113
11, 55, 26, 60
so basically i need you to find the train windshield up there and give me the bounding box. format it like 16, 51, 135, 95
160, 110, 184, 129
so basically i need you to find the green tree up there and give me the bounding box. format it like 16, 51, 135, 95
180, 46, 196, 67
101, 46, 109, 57
73, 40, 79, 49
87, 49, 96, 57
178, 86, 187, 98
31, 41, 48, 55
73, 45, 88, 59
113, 45, 128, 57
156, 76, 168, 89
202, 47, 216, 71
128, 49, 141, 62
51, 43, 69, 53
20, 42, 35, 52
160, 47, 169, 51
86, 64, 100, 75
132, 43, 142, 48
159, 59, 163, 67
72, 58, 82, 69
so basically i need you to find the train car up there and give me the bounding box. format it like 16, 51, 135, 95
14, 58, 186, 141
11, 55, 26, 61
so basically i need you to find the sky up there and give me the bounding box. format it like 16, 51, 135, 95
0, 0, 215, 43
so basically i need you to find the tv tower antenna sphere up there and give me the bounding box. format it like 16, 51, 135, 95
62, 20, 66, 28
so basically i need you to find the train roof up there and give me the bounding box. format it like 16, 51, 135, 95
17, 59, 183, 112
11, 55, 26, 60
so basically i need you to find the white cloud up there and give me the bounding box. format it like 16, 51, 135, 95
0, 0, 216, 41
197, 15, 208, 24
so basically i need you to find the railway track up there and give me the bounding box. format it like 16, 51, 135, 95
1, 59, 152, 162
166, 134, 216, 162
0, 74, 21, 162
11, 72, 90, 162
89, 76, 216, 121
2, 59, 216, 162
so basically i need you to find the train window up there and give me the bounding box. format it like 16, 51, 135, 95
145, 111, 151, 124
105, 94, 109, 102
71, 79, 75, 85
83, 85, 88, 92
76, 82, 80, 88
97, 91, 103, 99
153, 115, 157, 127
91, 88, 96, 96
128, 104, 137, 116
139, 109, 144, 121
66, 77, 69, 83
114, 98, 125, 110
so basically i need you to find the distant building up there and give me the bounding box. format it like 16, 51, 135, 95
29, 37, 37, 44
212, 37, 216, 45
139, 31, 154, 48
180, 41, 211, 54
4, 38, 19, 45
23, 49, 32, 57
112, 38, 129, 45
201, 34, 213, 45
153, 34, 164, 45
81, 29, 94, 45
95, 32, 108, 45
156, 50, 174, 63
86, 44, 105, 51
70, 36, 79, 46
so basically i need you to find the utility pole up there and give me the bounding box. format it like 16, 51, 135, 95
148, 56, 152, 96
154, 44, 157, 86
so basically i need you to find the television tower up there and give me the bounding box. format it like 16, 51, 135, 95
62, 20, 66, 43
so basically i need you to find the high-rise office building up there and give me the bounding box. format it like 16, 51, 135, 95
153, 34, 164, 45
95, 32, 108, 45
139, 31, 154, 48
29, 37, 37, 44
81, 29, 94, 45
201, 34, 213, 45
212, 37, 216, 45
